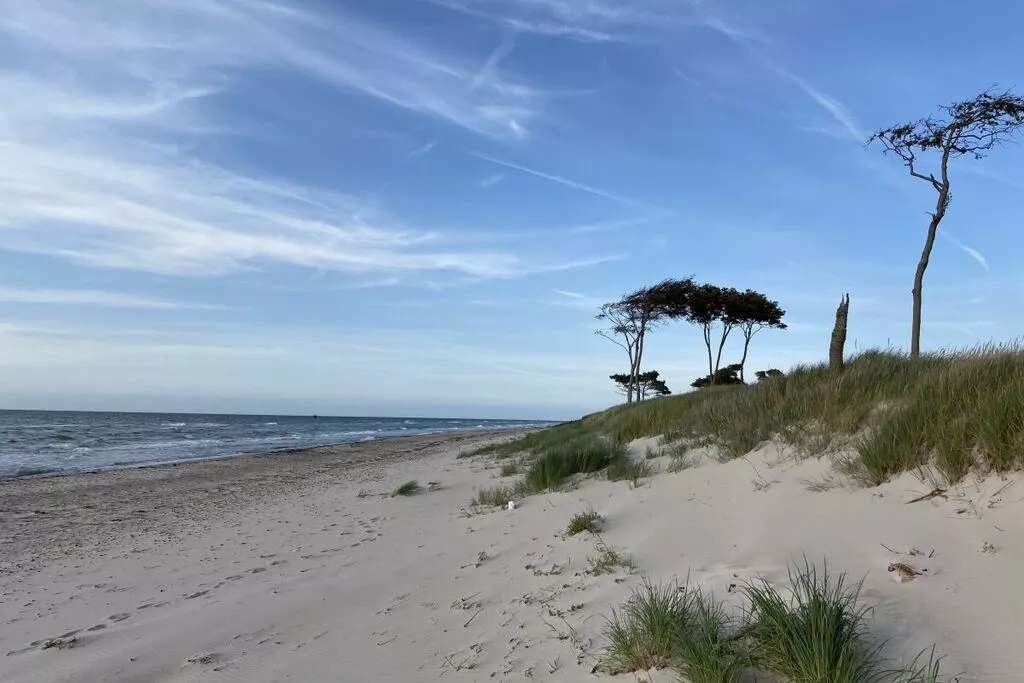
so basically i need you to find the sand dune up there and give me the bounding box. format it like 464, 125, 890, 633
2, 433, 1022, 681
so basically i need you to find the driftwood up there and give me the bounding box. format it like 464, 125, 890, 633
829, 294, 850, 371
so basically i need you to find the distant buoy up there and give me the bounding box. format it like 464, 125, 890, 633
313, 414, 318, 420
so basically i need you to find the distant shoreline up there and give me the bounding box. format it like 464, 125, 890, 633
0, 423, 549, 481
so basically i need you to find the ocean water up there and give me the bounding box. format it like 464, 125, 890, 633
0, 410, 553, 478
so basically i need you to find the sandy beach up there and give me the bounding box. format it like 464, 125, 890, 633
2, 431, 1023, 682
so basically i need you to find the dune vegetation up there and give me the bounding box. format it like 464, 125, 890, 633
467, 344, 1024, 497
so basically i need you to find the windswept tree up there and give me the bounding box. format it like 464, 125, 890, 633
754, 368, 784, 382
610, 370, 671, 400
730, 289, 787, 382
596, 285, 667, 403
644, 279, 785, 385
691, 363, 744, 389
870, 89, 1024, 357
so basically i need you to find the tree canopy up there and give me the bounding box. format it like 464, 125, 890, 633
691, 363, 744, 389
609, 370, 671, 400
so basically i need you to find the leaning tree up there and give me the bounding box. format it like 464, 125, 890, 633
870, 89, 1024, 357
596, 285, 668, 403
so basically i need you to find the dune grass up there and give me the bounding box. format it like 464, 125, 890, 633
471, 345, 1024, 488
606, 456, 652, 484
674, 590, 746, 683
471, 485, 517, 507
744, 560, 885, 683
391, 480, 421, 497
519, 435, 625, 493
602, 560, 951, 682
603, 579, 694, 671
566, 507, 602, 536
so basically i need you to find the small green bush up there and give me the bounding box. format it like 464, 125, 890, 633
566, 507, 601, 536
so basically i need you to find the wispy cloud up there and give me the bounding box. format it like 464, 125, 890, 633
430, 0, 731, 43
409, 141, 437, 157
0, 0, 614, 282
0, 0, 538, 140
940, 230, 990, 271
551, 289, 608, 311
479, 173, 505, 187
472, 152, 648, 208
696, 10, 863, 141
0, 287, 228, 309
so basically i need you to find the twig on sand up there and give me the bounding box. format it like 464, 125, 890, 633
463, 607, 484, 628
880, 543, 899, 554
906, 488, 946, 504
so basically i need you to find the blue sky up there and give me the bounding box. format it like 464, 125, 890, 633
2, 0, 1023, 419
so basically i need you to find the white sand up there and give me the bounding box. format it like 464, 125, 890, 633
3, 434, 1023, 682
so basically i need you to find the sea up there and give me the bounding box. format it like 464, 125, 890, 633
0, 410, 554, 478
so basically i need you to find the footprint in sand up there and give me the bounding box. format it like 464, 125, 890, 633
87, 624, 107, 632
184, 590, 209, 600
108, 613, 132, 623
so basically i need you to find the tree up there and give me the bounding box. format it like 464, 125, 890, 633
596, 286, 667, 403
869, 89, 1024, 357
691, 363, 744, 389
642, 278, 729, 381
829, 293, 850, 372
730, 289, 787, 382
754, 368, 783, 382
610, 370, 671, 400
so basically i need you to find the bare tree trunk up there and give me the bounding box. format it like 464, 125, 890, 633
739, 331, 752, 382
911, 188, 948, 358
829, 294, 850, 371
633, 332, 646, 402
714, 328, 732, 377
702, 324, 714, 384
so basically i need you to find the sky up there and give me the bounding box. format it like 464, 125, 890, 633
2, 0, 1024, 420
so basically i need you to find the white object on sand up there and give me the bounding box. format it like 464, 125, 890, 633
507, 500, 516, 510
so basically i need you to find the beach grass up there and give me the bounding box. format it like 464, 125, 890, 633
480, 344, 1024, 487
601, 560, 951, 682
566, 507, 602, 536
605, 456, 652, 484
603, 579, 694, 671
587, 542, 633, 575
518, 435, 624, 493
471, 485, 516, 507
391, 480, 421, 497
673, 589, 746, 683
743, 559, 885, 683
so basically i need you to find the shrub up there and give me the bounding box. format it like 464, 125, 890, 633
566, 507, 601, 536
